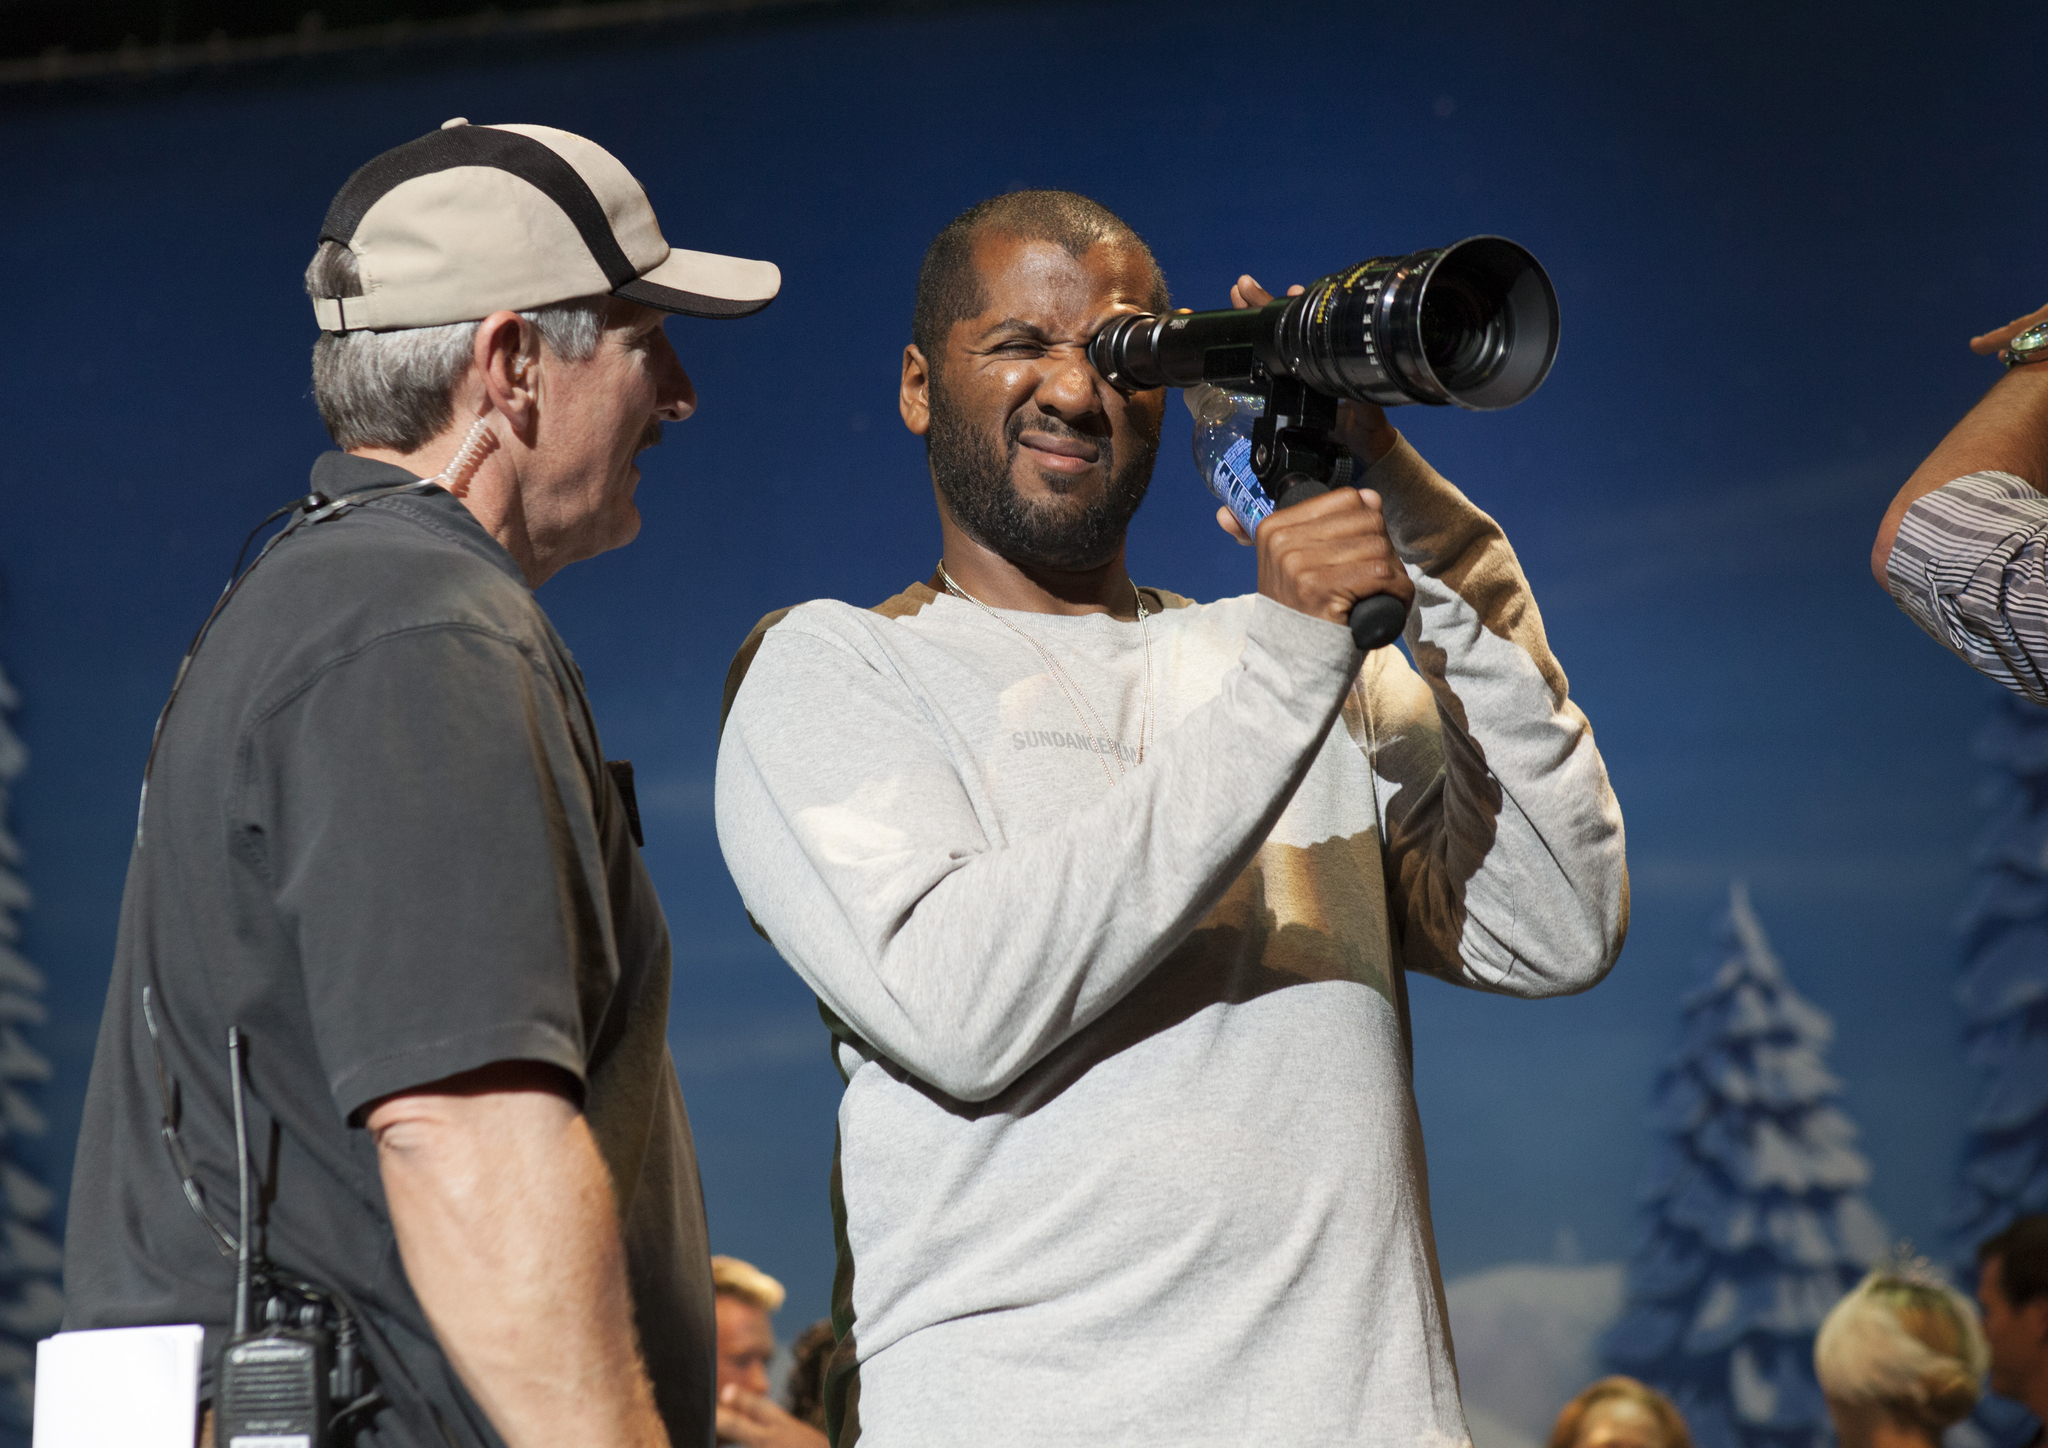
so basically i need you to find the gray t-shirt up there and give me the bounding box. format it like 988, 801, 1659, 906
64, 452, 714, 1448
715, 438, 1629, 1447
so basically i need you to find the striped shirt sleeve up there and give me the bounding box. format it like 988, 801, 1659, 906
1885, 470, 2048, 703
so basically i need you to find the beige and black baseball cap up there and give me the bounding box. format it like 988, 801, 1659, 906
311, 119, 780, 333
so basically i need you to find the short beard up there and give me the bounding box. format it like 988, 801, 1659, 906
926, 379, 1158, 572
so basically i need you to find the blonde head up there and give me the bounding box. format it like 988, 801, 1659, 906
1814, 1265, 1988, 1440
710, 1254, 787, 1313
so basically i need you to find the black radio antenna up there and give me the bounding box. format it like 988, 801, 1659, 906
228, 1026, 253, 1337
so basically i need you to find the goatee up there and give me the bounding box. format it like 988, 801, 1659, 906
926, 384, 1158, 572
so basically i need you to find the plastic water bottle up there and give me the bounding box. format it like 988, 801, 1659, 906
1186, 384, 1272, 537
1188, 385, 1402, 649
1187, 383, 1359, 538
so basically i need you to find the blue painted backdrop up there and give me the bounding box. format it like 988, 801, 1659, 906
1, 0, 2043, 1339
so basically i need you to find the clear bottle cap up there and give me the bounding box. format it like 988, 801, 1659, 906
1184, 382, 1253, 427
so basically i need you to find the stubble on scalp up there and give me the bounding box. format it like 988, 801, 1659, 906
926, 377, 1159, 572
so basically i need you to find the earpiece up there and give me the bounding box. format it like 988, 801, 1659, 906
513, 354, 543, 407
433, 415, 498, 497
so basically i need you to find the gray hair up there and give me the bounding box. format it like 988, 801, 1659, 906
306, 241, 610, 452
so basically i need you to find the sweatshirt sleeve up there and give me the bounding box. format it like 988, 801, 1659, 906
1362, 436, 1629, 998
714, 596, 1360, 1103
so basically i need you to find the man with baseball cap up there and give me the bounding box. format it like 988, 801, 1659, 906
60, 121, 776, 1448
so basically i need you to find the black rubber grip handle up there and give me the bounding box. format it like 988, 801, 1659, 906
1274, 478, 1410, 650
1345, 594, 1409, 651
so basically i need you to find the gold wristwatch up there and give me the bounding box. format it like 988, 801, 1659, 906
2004, 321, 2048, 369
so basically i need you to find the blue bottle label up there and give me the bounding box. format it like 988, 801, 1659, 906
1215, 436, 1273, 536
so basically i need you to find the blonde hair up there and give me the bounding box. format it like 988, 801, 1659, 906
710, 1255, 787, 1313
1548, 1376, 1692, 1448
1814, 1267, 1988, 1438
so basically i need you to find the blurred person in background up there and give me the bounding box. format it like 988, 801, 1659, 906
1547, 1376, 1692, 1448
1978, 1215, 2048, 1445
1814, 1260, 1988, 1448
1874, 300, 2048, 699
714, 1256, 827, 1448
784, 1320, 835, 1432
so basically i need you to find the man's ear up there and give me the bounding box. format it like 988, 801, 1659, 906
900, 344, 932, 437
476, 311, 542, 443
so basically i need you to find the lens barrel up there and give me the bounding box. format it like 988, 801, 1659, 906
1088, 236, 1558, 411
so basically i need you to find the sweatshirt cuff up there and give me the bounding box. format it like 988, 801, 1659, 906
1242, 593, 1362, 724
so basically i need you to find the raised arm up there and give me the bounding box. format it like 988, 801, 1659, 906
1872, 303, 2048, 583
1363, 437, 1629, 999
1872, 304, 2048, 701
716, 596, 1362, 1102
369, 1061, 670, 1448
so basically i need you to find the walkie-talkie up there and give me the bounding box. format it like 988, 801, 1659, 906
215, 1027, 330, 1448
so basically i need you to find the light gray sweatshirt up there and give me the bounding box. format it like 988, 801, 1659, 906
713, 437, 1628, 1447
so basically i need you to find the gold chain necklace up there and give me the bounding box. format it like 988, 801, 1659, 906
936, 561, 1155, 788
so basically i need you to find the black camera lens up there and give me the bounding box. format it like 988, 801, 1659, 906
1419, 274, 1503, 391
1086, 236, 1557, 412
1320, 236, 1556, 410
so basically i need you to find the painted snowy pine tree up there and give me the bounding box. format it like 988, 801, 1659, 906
1952, 694, 2048, 1249
1601, 882, 1889, 1448
1948, 694, 2048, 1448
0, 663, 63, 1435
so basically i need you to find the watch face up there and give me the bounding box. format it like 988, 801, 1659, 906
2015, 321, 2048, 357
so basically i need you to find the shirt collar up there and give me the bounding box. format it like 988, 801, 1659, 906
306, 450, 529, 588
309, 449, 427, 497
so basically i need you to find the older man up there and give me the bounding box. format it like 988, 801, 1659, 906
63, 122, 778, 1448
716, 191, 1627, 1445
